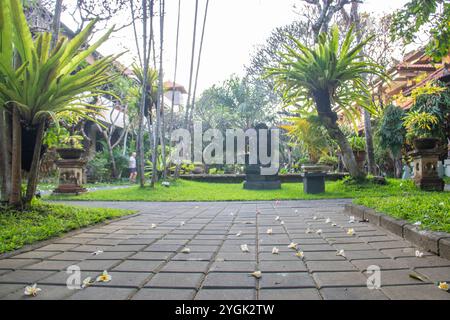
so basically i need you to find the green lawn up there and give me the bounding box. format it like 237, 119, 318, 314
0, 201, 134, 254
48, 178, 424, 202
355, 194, 450, 233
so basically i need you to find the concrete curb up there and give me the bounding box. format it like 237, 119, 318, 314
344, 203, 450, 260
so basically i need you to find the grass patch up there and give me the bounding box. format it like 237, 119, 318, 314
48, 178, 423, 202
0, 201, 134, 254
354, 194, 450, 233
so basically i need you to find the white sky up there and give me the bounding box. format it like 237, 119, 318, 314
63, 0, 410, 94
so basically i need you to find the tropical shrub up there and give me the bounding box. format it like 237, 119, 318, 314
0, 0, 118, 207
267, 25, 385, 179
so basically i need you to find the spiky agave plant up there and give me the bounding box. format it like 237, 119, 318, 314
0, 0, 122, 206
267, 25, 386, 179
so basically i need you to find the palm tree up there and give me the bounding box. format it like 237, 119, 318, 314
0, 0, 119, 207
267, 26, 385, 179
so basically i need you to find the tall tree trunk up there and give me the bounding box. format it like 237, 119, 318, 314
50, 0, 63, 49
313, 91, 365, 179
350, 1, 376, 175
136, 0, 151, 188
363, 109, 376, 175
25, 121, 45, 206
10, 108, 22, 207
151, 0, 164, 187
24, 120, 45, 206
0, 110, 11, 202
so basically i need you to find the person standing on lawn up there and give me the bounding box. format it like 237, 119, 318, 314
129, 152, 137, 183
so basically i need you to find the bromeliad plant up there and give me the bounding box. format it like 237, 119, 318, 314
266, 25, 386, 179
403, 111, 439, 141
0, 0, 120, 207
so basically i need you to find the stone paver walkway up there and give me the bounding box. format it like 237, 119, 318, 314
1, 200, 449, 300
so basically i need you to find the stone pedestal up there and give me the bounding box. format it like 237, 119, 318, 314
301, 172, 326, 194
409, 149, 444, 191
53, 159, 87, 194
243, 124, 281, 190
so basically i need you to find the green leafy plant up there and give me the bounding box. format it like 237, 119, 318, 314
0, 0, 119, 207
403, 111, 439, 141
318, 155, 338, 166
348, 136, 366, 152
266, 25, 386, 179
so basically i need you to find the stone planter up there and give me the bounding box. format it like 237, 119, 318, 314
301, 165, 327, 194
56, 148, 84, 160
53, 159, 87, 195
413, 138, 439, 151
353, 150, 366, 169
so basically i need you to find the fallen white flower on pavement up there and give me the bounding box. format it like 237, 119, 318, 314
151, 224, 157, 229
347, 228, 355, 236
305, 228, 312, 234
316, 229, 322, 235
236, 231, 242, 237
415, 250, 424, 258
81, 277, 95, 289
266, 228, 273, 235
275, 216, 280, 221
272, 247, 279, 254
181, 247, 191, 254
296, 251, 304, 258
295, 209, 298, 213
349, 216, 355, 223
331, 223, 337, 227
313, 216, 318, 220
230, 212, 234, 216
96, 270, 112, 283
280, 221, 285, 225
325, 218, 331, 224
288, 242, 298, 250
336, 249, 345, 257
92, 250, 103, 256
241, 244, 250, 252
414, 221, 422, 226
24, 284, 41, 297
180, 221, 185, 226
438, 282, 449, 291
250, 271, 262, 279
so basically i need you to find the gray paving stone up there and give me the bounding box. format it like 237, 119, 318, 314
39, 270, 100, 286
0, 259, 40, 270
202, 272, 256, 288
0, 284, 24, 298
415, 267, 450, 282
3, 284, 74, 300
259, 288, 321, 300
11, 251, 59, 260
382, 284, 450, 300
215, 252, 256, 261
313, 271, 368, 288
351, 258, 409, 271
160, 261, 210, 273
132, 288, 196, 300
259, 261, 307, 272
113, 260, 165, 272
303, 251, 346, 261
195, 289, 256, 300
76, 259, 122, 271
37, 244, 79, 251
172, 252, 214, 261
209, 261, 256, 273
259, 272, 315, 289
93, 272, 151, 288
374, 269, 433, 285
395, 256, 450, 268
145, 272, 203, 289
128, 252, 172, 260
320, 287, 388, 300
23, 260, 79, 271
0, 270, 55, 284
67, 287, 136, 300
344, 250, 388, 260
306, 260, 357, 272
48, 252, 91, 261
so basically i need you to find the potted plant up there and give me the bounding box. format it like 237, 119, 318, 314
318, 155, 338, 172
56, 135, 84, 160
349, 136, 366, 168
403, 111, 439, 150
